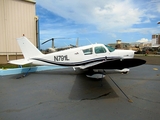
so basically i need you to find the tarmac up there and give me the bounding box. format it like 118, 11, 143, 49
0, 64, 160, 120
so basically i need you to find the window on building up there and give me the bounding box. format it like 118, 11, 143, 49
83, 48, 93, 55
94, 46, 106, 54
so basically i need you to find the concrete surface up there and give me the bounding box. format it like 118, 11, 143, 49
135, 55, 160, 65
0, 66, 67, 76
0, 64, 160, 120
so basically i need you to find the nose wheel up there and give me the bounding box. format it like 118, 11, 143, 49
116, 68, 130, 74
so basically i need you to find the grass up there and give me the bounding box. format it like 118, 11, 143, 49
0, 64, 32, 69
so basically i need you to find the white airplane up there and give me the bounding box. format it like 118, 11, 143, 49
9, 37, 146, 79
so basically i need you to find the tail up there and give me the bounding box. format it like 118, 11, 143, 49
17, 37, 43, 59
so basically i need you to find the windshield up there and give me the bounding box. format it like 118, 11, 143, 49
105, 45, 115, 52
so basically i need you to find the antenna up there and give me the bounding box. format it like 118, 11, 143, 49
76, 38, 79, 47
86, 38, 93, 44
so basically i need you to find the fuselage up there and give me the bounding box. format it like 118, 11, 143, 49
31, 44, 135, 65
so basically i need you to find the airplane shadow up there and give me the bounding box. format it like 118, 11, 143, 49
8, 67, 37, 79
34, 68, 82, 75
9, 68, 119, 101
69, 74, 118, 100
10, 68, 75, 79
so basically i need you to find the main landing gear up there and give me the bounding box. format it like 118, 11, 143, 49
16, 65, 32, 79
86, 68, 130, 79
86, 69, 106, 79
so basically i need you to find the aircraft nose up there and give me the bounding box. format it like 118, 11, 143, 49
123, 50, 135, 58
112, 49, 135, 58
128, 50, 135, 58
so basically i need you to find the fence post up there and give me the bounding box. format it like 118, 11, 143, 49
7, 53, 9, 62
16, 52, 17, 60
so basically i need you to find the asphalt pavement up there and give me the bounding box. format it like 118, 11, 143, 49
0, 64, 160, 120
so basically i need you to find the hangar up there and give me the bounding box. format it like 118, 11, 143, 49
0, 0, 39, 63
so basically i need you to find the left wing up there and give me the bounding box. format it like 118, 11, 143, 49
86, 58, 146, 70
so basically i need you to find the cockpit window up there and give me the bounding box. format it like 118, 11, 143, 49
105, 45, 115, 52
94, 46, 106, 54
83, 48, 93, 55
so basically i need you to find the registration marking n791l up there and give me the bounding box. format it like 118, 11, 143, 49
54, 55, 69, 61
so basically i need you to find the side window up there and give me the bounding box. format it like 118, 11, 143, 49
83, 48, 93, 55
94, 46, 106, 54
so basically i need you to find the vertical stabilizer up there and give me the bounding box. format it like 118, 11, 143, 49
17, 37, 43, 59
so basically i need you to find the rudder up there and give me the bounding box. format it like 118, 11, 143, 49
17, 37, 43, 59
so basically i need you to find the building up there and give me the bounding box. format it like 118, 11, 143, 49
152, 34, 160, 46
0, 0, 39, 63
108, 40, 131, 50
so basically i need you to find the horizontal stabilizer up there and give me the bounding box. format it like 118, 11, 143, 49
9, 59, 32, 65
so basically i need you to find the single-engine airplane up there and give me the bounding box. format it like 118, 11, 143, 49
9, 37, 146, 79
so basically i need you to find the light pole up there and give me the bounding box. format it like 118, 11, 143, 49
157, 22, 160, 45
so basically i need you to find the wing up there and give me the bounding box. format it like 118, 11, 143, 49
87, 58, 146, 70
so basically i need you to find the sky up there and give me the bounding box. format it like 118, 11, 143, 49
36, 0, 160, 49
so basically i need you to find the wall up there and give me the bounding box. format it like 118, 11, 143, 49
0, 0, 37, 55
